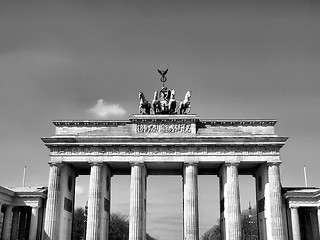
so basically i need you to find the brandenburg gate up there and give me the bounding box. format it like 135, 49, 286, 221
41, 72, 288, 240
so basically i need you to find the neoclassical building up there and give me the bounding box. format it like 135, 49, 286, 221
0, 186, 46, 240
40, 114, 286, 240
283, 187, 320, 240
1, 114, 320, 240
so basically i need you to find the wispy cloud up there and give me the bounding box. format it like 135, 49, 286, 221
87, 99, 126, 119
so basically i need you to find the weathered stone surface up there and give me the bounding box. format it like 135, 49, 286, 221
42, 114, 288, 240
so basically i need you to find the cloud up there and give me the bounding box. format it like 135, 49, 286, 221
87, 99, 126, 119
75, 185, 85, 196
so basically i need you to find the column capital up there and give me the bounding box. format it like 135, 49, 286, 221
5, 205, 13, 211
266, 161, 281, 167
225, 161, 240, 167
48, 162, 64, 168
184, 161, 199, 166
129, 161, 145, 167
89, 162, 104, 167
290, 205, 299, 210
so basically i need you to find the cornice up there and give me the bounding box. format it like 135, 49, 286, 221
53, 120, 130, 127
42, 136, 288, 146
14, 192, 47, 199
283, 189, 320, 199
200, 119, 277, 126
130, 114, 199, 122
52, 118, 277, 127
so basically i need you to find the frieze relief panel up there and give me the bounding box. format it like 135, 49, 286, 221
50, 145, 279, 156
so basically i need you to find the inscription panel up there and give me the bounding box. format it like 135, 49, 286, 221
137, 123, 191, 133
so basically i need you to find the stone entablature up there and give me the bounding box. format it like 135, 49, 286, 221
0, 186, 47, 207
51, 115, 278, 136
284, 187, 320, 208
49, 146, 281, 157
43, 115, 287, 164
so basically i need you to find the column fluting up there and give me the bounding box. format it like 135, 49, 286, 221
268, 162, 285, 240
183, 163, 199, 240
317, 207, 320, 238
29, 206, 40, 240
86, 162, 103, 240
43, 163, 63, 240
225, 163, 241, 240
290, 206, 301, 240
129, 163, 146, 240
18, 210, 27, 240
11, 208, 20, 240
2, 206, 13, 240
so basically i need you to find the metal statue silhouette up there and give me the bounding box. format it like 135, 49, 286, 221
139, 92, 151, 114
157, 69, 168, 86
138, 69, 191, 115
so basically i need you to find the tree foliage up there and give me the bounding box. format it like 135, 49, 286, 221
73, 207, 86, 240
201, 207, 258, 240
240, 208, 258, 240
72, 208, 157, 240
201, 221, 221, 240
109, 213, 129, 240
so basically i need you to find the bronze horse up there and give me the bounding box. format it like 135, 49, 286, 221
178, 91, 192, 114
139, 92, 151, 114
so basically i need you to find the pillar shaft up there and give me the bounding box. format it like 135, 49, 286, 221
129, 163, 146, 240
86, 163, 103, 240
18, 210, 27, 240
317, 207, 320, 238
2, 206, 13, 240
11, 208, 20, 240
183, 163, 199, 240
44, 163, 63, 240
268, 162, 285, 240
290, 207, 301, 240
224, 163, 241, 240
29, 207, 39, 240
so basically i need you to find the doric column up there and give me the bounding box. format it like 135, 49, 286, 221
267, 162, 285, 240
290, 206, 301, 240
11, 208, 20, 240
224, 162, 241, 240
18, 210, 27, 240
183, 162, 199, 240
29, 206, 40, 240
129, 162, 147, 240
2, 205, 13, 240
44, 163, 63, 240
86, 162, 103, 240
317, 206, 320, 238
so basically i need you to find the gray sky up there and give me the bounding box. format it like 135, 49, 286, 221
1, 0, 320, 239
